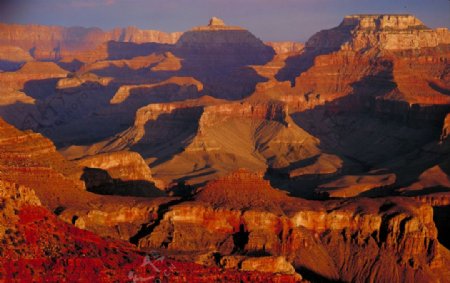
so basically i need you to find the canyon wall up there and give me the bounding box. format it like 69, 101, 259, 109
0, 23, 182, 60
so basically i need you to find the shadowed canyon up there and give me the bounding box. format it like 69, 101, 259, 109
0, 14, 450, 282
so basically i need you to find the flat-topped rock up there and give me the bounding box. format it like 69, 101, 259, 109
188, 17, 244, 31
342, 14, 428, 30
209, 17, 225, 27
306, 14, 450, 51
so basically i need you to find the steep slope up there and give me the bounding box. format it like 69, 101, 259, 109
261, 14, 450, 198
0, 180, 299, 282
0, 117, 87, 208
0, 23, 182, 61
265, 42, 304, 55
0, 45, 34, 71
0, 118, 177, 242
276, 14, 450, 113
66, 97, 340, 187
0, 18, 277, 148
77, 151, 166, 196
136, 170, 450, 283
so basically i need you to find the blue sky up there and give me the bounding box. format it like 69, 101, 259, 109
0, 0, 449, 41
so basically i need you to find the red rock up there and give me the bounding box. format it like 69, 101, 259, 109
266, 42, 304, 55
0, 23, 182, 61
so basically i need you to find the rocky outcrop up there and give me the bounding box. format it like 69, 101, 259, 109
0, 118, 89, 209
78, 151, 154, 183
0, 23, 182, 61
441, 114, 450, 143
198, 100, 287, 127
266, 42, 304, 55
240, 256, 299, 276
77, 151, 167, 192
289, 154, 343, 178
0, 179, 295, 282
78, 52, 180, 76
56, 72, 113, 89
209, 17, 226, 27
193, 169, 296, 213
68, 96, 327, 186
136, 171, 449, 282
175, 17, 274, 67
166, 17, 274, 100
111, 76, 203, 104
0, 46, 33, 71
59, 197, 173, 241
0, 61, 68, 90
404, 165, 449, 191
317, 172, 396, 198
306, 14, 450, 52
274, 15, 450, 127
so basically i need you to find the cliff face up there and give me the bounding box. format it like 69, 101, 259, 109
80, 97, 330, 186
0, 14, 449, 282
441, 114, 450, 143
77, 151, 166, 194
266, 42, 304, 55
0, 23, 182, 60
0, 46, 34, 71
0, 180, 296, 282
306, 14, 450, 52
0, 118, 88, 209
273, 15, 450, 128
136, 171, 449, 282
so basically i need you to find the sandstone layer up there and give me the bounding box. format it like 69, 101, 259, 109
136, 170, 450, 282
0, 23, 182, 61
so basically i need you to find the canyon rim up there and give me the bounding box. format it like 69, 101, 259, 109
0, 2, 450, 283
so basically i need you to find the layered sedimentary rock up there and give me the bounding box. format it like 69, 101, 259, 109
317, 172, 396, 198
441, 113, 450, 143
0, 18, 279, 149
0, 118, 173, 243
266, 42, 304, 55
0, 61, 68, 90
0, 14, 449, 281
72, 96, 339, 186
176, 17, 274, 65
136, 171, 450, 282
307, 14, 450, 52
111, 76, 203, 104
0, 118, 87, 209
77, 151, 165, 196
0, 46, 34, 71
0, 180, 297, 282
274, 14, 450, 123
0, 23, 182, 60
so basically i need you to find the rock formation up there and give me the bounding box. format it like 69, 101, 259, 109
0, 14, 449, 282
136, 170, 450, 282
266, 42, 304, 55
0, 180, 297, 282
69, 97, 338, 186
0, 46, 34, 71
306, 14, 450, 52
441, 113, 450, 143
0, 23, 182, 61
317, 172, 396, 198
77, 151, 166, 195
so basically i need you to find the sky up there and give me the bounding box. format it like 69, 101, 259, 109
0, 0, 449, 42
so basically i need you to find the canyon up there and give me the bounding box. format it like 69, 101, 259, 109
0, 14, 449, 282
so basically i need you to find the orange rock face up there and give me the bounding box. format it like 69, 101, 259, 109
0, 23, 181, 61
0, 13, 449, 283
135, 171, 450, 282
0, 118, 86, 209
265, 42, 304, 55
0, 180, 300, 282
